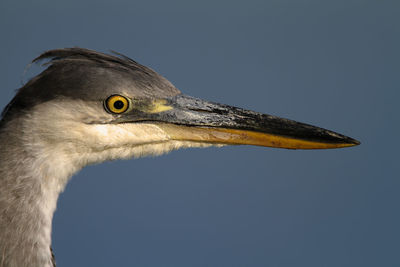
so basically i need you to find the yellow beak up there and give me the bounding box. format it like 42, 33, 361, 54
158, 124, 358, 149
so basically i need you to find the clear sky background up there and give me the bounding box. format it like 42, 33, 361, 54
0, 1, 398, 266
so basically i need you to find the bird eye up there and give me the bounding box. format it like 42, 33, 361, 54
105, 95, 129, 114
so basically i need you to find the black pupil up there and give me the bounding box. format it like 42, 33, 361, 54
113, 100, 124, 110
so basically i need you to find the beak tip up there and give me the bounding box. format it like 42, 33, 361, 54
351, 139, 361, 146
326, 129, 360, 148
343, 136, 360, 147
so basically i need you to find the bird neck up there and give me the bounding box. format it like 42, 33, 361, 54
0, 117, 78, 267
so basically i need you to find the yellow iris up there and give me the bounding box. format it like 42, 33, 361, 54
105, 95, 129, 114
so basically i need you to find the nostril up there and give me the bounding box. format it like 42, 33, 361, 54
189, 108, 229, 115
189, 108, 214, 113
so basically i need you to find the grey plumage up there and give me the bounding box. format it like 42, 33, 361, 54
2, 48, 179, 123
0, 48, 181, 267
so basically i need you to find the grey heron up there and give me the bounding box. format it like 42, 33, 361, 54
0, 48, 359, 267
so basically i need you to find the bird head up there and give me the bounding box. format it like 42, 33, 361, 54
1, 48, 359, 167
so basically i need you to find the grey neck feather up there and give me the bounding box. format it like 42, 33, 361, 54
0, 116, 76, 267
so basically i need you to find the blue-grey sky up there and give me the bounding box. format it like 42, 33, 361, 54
1, 1, 399, 266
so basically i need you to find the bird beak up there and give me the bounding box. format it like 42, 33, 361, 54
122, 94, 360, 149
